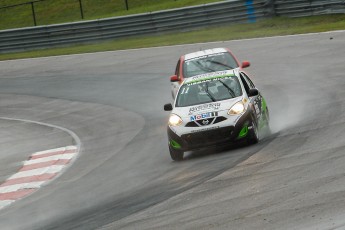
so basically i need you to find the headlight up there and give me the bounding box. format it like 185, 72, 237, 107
228, 102, 245, 115
168, 114, 183, 126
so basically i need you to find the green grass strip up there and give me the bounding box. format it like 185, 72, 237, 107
0, 0, 222, 30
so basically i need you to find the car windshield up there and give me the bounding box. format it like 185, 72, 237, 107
176, 75, 242, 107
183, 52, 239, 78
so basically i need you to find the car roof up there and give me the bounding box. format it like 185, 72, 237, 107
184, 48, 228, 61
182, 70, 238, 85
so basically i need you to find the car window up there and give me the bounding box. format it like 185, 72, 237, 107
176, 75, 242, 107
183, 52, 239, 78
240, 73, 250, 94
241, 72, 255, 88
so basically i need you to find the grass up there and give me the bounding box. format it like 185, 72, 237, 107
0, 0, 222, 30
1, 14, 345, 61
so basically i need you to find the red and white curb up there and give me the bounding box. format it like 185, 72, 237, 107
0, 145, 78, 210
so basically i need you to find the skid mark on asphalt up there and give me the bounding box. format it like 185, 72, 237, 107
0, 146, 78, 210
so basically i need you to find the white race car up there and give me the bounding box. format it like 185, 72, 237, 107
164, 69, 269, 161
169, 47, 251, 98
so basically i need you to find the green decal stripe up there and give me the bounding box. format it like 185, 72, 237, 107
170, 140, 181, 149
186, 74, 235, 85
238, 124, 249, 139
261, 97, 267, 112
259, 97, 268, 129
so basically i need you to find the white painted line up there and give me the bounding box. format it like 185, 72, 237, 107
0, 118, 81, 212
24, 154, 75, 165
0, 117, 82, 153
9, 165, 65, 180
31, 146, 77, 156
0, 182, 45, 193
31, 147, 68, 156
0, 200, 14, 209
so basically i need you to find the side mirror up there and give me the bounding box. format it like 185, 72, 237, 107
241, 61, 250, 68
170, 75, 179, 82
248, 88, 259, 97
164, 103, 173, 111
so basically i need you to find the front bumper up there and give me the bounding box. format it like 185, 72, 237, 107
167, 108, 253, 152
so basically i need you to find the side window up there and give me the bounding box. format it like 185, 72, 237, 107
240, 73, 251, 94
175, 59, 181, 76
241, 72, 255, 88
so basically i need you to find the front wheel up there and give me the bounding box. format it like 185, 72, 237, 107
169, 145, 184, 161
247, 119, 259, 145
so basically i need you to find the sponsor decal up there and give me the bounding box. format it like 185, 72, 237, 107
185, 53, 226, 62
188, 103, 221, 115
190, 71, 227, 80
186, 72, 234, 86
190, 111, 218, 121
191, 126, 220, 133
202, 120, 209, 125
253, 94, 262, 120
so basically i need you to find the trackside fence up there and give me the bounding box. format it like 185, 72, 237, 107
0, 0, 344, 53
273, 0, 345, 17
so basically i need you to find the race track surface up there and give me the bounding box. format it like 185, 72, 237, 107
0, 31, 345, 229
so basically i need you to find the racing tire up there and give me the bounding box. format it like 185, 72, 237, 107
169, 146, 184, 161
247, 119, 259, 145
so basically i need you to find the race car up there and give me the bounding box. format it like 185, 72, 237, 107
170, 47, 250, 98
164, 69, 269, 161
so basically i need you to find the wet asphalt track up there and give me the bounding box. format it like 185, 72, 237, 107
0, 31, 345, 229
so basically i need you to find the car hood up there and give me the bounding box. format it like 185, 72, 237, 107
172, 97, 243, 118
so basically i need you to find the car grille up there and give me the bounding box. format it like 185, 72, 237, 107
185, 116, 227, 127
181, 126, 234, 146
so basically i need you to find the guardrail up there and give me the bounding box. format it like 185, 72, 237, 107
274, 0, 345, 17
0, 0, 344, 53
0, 0, 268, 53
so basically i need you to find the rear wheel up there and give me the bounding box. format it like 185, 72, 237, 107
247, 119, 259, 144
169, 146, 184, 161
